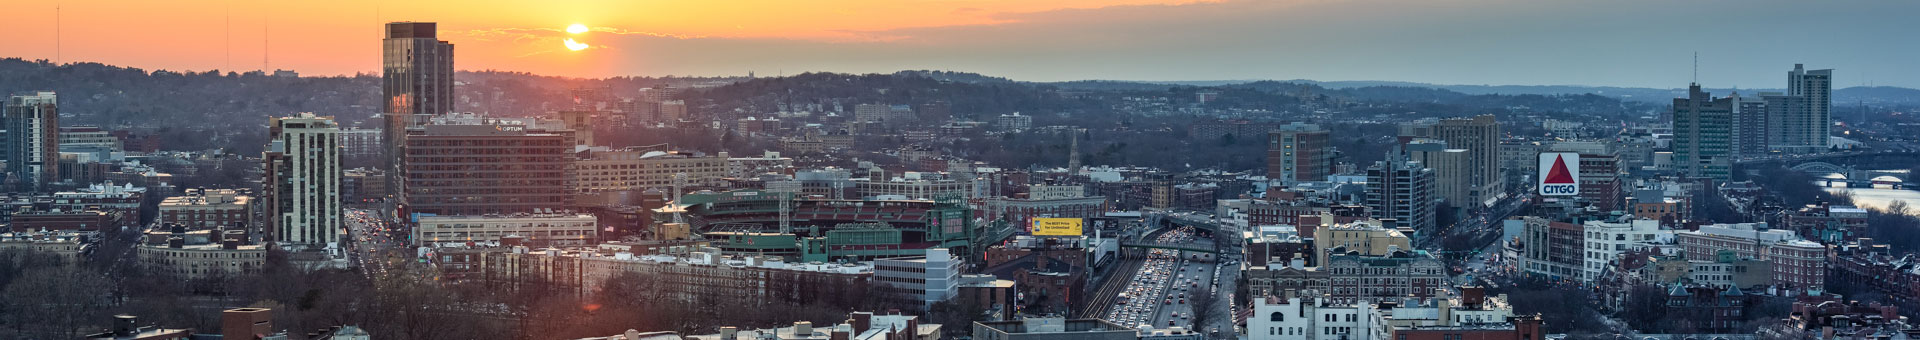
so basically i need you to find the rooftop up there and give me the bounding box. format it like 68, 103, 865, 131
1684, 222, 1816, 247
520, 247, 874, 275
159, 189, 249, 206
974, 318, 1132, 334
417, 212, 596, 220
55, 182, 145, 198
141, 243, 266, 251
956, 274, 1016, 288
0, 231, 90, 244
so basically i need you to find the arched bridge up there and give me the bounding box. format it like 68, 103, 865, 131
1738, 150, 1920, 170
1790, 161, 1910, 182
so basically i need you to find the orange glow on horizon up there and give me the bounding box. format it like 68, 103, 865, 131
0, 0, 1218, 78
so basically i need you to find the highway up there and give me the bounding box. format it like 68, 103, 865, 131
1078, 224, 1174, 319
1079, 252, 1146, 319
1099, 226, 1217, 331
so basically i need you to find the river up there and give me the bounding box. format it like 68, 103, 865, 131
1819, 173, 1920, 215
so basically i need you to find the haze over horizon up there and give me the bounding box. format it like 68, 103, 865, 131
3, 0, 1915, 88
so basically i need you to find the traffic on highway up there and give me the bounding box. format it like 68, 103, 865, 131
1103, 226, 1213, 330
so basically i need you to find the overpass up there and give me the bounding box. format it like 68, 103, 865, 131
1161, 214, 1223, 233
1117, 241, 1220, 254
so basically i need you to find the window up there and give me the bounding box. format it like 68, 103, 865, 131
1270, 312, 1284, 322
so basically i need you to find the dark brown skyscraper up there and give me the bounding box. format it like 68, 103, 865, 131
383, 22, 454, 117
383, 22, 455, 203
404, 124, 575, 216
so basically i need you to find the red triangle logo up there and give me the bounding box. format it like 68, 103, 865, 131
1544, 155, 1575, 184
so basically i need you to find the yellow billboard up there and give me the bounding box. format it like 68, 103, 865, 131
1031, 218, 1084, 236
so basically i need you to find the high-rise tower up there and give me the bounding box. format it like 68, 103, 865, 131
1730, 92, 1770, 157
1267, 122, 1332, 183
264, 113, 343, 253
1672, 84, 1734, 183
382, 22, 454, 118
1366, 150, 1435, 232
1766, 64, 1832, 154
4, 92, 59, 193
1400, 115, 1501, 206
382, 22, 455, 201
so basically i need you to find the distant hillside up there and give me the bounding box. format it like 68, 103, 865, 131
1038, 80, 1178, 91
1835, 86, 1920, 105
1045, 77, 1920, 105
694, 71, 1091, 120
891, 70, 1016, 84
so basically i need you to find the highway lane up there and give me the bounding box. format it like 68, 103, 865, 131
1100, 226, 1205, 329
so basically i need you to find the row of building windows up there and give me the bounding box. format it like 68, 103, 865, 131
141, 249, 265, 259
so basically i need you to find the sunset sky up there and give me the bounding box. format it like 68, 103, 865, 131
3, 0, 1916, 88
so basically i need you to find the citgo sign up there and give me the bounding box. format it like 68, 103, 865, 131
1538, 152, 1580, 196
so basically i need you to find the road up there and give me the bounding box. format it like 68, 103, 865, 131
344, 209, 406, 280
1145, 255, 1217, 330
1445, 193, 1532, 286
1207, 253, 1241, 338
1079, 223, 1173, 318
1101, 226, 1232, 335
1422, 193, 1530, 247
1123, 212, 1246, 338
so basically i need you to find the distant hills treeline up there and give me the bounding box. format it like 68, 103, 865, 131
1045, 78, 1920, 105
1, 57, 1912, 143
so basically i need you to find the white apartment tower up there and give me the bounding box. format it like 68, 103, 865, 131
1766, 64, 1832, 154
1365, 153, 1436, 233
265, 113, 343, 253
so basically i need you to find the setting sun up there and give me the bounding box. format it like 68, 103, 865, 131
563, 38, 590, 51
566, 23, 589, 34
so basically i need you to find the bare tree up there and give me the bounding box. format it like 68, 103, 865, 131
1188, 281, 1218, 335
1, 265, 117, 338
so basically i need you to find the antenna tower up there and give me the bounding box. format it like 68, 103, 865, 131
225, 5, 231, 70
768, 180, 802, 234
263, 14, 270, 71
55, 5, 61, 64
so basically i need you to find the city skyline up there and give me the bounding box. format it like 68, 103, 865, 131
2, 0, 1916, 88
5, 2, 1920, 339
